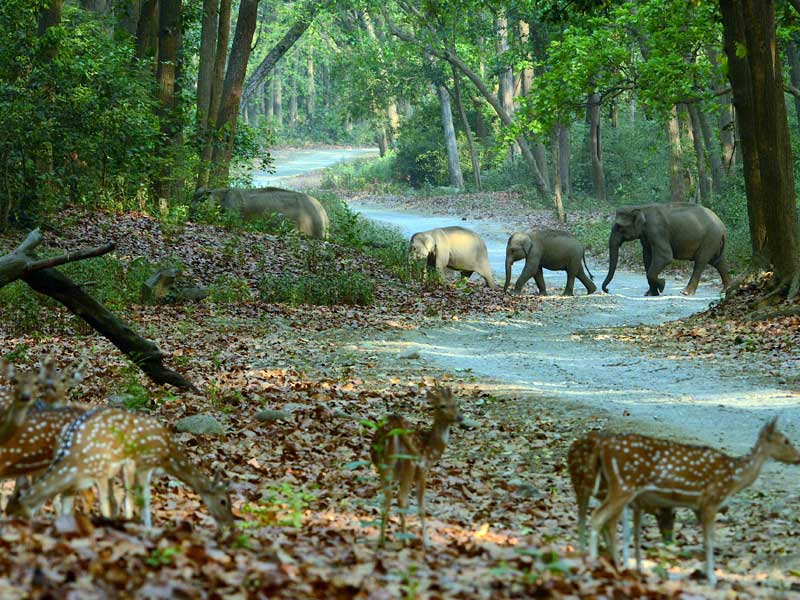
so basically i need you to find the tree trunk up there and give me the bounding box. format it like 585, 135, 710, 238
264, 78, 274, 120
196, 0, 219, 134
273, 71, 283, 124
686, 103, 711, 202
551, 128, 566, 223
436, 84, 464, 189
588, 92, 606, 202
116, 0, 142, 36
495, 12, 515, 163
210, 0, 260, 185
453, 67, 481, 189
134, 0, 157, 61
196, 0, 231, 190
240, 4, 317, 106
785, 36, 800, 129
708, 45, 736, 170
306, 53, 315, 117
38, 0, 62, 35
559, 123, 571, 196
720, 0, 800, 294
288, 54, 299, 126
697, 107, 725, 194
666, 105, 686, 203
155, 0, 181, 200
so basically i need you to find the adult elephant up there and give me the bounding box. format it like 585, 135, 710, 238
504, 229, 596, 296
602, 203, 730, 296
192, 187, 330, 239
409, 226, 496, 288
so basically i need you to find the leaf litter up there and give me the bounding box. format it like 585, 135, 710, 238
0, 210, 798, 598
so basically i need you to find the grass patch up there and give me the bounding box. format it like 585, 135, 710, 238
259, 271, 374, 306
319, 155, 399, 193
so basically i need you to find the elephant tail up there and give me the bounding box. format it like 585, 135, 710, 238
583, 251, 594, 280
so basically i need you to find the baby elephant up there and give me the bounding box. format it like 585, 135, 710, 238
504, 229, 596, 295
409, 226, 496, 288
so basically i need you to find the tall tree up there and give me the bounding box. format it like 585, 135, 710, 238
719, 0, 800, 297
211, 0, 260, 183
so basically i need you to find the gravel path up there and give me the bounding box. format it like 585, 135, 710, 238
349, 201, 800, 484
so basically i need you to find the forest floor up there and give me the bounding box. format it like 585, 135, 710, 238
0, 195, 798, 598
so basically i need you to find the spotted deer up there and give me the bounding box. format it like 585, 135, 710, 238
568, 431, 676, 563
0, 359, 92, 513
589, 418, 800, 585
6, 407, 234, 529
370, 383, 463, 548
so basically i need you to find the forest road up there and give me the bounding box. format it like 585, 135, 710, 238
252, 147, 377, 187
349, 201, 800, 482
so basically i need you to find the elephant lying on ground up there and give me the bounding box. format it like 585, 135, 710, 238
504, 229, 596, 296
602, 203, 729, 296
409, 226, 496, 288
192, 187, 330, 239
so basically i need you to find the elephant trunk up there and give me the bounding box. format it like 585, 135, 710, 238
602, 228, 622, 293
504, 254, 514, 292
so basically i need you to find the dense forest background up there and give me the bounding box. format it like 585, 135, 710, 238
1, 0, 800, 285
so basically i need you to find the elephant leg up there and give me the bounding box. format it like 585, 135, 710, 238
577, 268, 597, 294
476, 263, 497, 288
533, 268, 547, 296
564, 272, 576, 296
645, 246, 671, 296
514, 257, 540, 294
640, 241, 666, 294
710, 255, 731, 290
435, 254, 449, 280
682, 260, 708, 296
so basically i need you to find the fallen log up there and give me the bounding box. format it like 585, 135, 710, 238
1, 230, 197, 392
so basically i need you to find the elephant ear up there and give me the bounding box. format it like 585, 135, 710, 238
521, 234, 534, 257
633, 208, 646, 230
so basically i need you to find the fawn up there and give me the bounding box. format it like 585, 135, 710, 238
589, 418, 800, 585
6, 407, 234, 529
568, 431, 676, 565
370, 383, 463, 548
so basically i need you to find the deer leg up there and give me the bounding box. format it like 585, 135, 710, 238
622, 505, 631, 568
700, 508, 718, 585
378, 475, 392, 548
590, 491, 635, 561
633, 506, 643, 572
137, 469, 154, 529
397, 469, 414, 546
97, 478, 113, 518
121, 461, 136, 520
416, 470, 428, 548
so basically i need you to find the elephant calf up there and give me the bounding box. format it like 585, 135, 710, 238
504, 229, 596, 296
409, 226, 496, 288
602, 203, 730, 296
192, 186, 330, 239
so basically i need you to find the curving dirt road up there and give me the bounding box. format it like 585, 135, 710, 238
349, 201, 800, 474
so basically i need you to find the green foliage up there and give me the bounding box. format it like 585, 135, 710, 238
320, 156, 398, 193
241, 483, 314, 528
392, 103, 451, 188
259, 271, 374, 306
0, 3, 161, 227
208, 275, 253, 303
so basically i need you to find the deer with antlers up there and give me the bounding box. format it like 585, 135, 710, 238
6, 406, 234, 529
370, 383, 463, 548
568, 431, 676, 565
588, 418, 800, 585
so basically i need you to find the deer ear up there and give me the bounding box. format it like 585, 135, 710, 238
1, 361, 16, 381
766, 416, 778, 432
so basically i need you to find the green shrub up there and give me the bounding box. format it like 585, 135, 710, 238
208, 275, 252, 303
320, 155, 397, 192
259, 271, 374, 306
